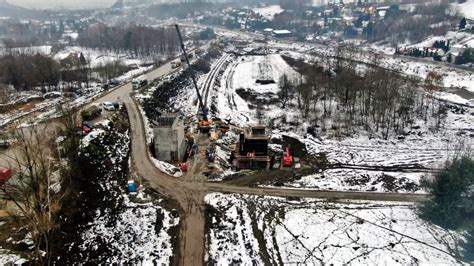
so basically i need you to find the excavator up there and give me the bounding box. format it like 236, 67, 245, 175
175, 24, 213, 132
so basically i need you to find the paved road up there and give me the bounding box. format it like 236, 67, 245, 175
92, 62, 173, 104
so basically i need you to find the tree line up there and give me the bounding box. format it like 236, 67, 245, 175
77, 23, 180, 57
0, 53, 130, 92
0, 54, 60, 91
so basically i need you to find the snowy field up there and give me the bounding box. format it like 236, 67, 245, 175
252, 5, 284, 20
264, 41, 474, 106
285, 169, 423, 192
205, 193, 462, 265
0, 88, 102, 129
454, 0, 474, 20
54, 46, 152, 68
269, 124, 472, 192
0, 45, 52, 56
212, 53, 299, 126
78, 192, 179, 264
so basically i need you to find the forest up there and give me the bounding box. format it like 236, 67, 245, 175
77, 23, 180, 57
281, 49, 448, 139
0, 53, 129, 92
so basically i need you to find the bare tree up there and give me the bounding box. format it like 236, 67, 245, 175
1, 125, 65, 265
277, 74, 294, 109
424, 71, 444, 127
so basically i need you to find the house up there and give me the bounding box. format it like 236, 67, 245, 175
263, 28, 274, 35
450, 44, 466, 57
60, 53, 81, 68
376, 6, 390, 18
427, 47, 445, 56
273, 29, 292, 38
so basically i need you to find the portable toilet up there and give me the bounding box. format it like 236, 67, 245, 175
127, 180, 137, 193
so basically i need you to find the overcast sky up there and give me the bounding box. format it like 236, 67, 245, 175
7, 0, 116, 9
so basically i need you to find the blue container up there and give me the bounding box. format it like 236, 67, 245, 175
127, 180, 137, 193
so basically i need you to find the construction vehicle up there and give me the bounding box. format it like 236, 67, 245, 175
175, 24, 213, 132
171, 60, 181, 69
132, 75, 148, 90
81, 105, 102, 121
283, 147, 293, 167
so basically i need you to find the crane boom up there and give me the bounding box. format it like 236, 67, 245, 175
174, 24, 208, 121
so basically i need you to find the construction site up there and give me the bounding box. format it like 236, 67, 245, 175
0, 18, 471, 264
147, 26, 309, 183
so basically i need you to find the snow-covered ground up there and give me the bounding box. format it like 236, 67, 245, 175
79, 192, 179, 264
454, 0, 474, 20
73, 113, 180, 263
0, 45, 155, 129
263, 40, 474, 106
212, 53, 299, 126
285, 169, 423, 193
0, 45, 52, 56
252, 5, 284, 20
0, 63, 152, 129
309, 45, 474, 98
204, 48, 472, 192
0, 248, 25, 265
205, 193, 463, 265
0, 92, 68, 128
268, 120, 472, 192
53, 46, 153, 68
233, 54, 298, 94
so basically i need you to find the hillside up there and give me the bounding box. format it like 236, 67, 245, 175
0, 1, 41, 18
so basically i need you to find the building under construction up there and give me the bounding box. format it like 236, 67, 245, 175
233, 126, 271, 170
153, 114, 186, 162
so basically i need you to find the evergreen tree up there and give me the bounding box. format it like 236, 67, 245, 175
419, 156, 474, 229
447, 53, 453, 63
79, 52, 87, 66
460, 17, 467, 30
59, 19, 65, 34
461, 226, 474, 263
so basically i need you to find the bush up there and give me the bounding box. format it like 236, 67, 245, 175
419, 156, 474, 229
461, 226, 474, 263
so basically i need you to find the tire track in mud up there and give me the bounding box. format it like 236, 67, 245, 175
224, 60, 238, 110
200, 53, 230, 107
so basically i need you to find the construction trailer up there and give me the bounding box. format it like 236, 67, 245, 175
234, 126, 271, 170
153, 115, 186, 162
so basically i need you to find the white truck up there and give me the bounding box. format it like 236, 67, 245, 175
132, 75, 148, 90
171, 60, 182, 69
